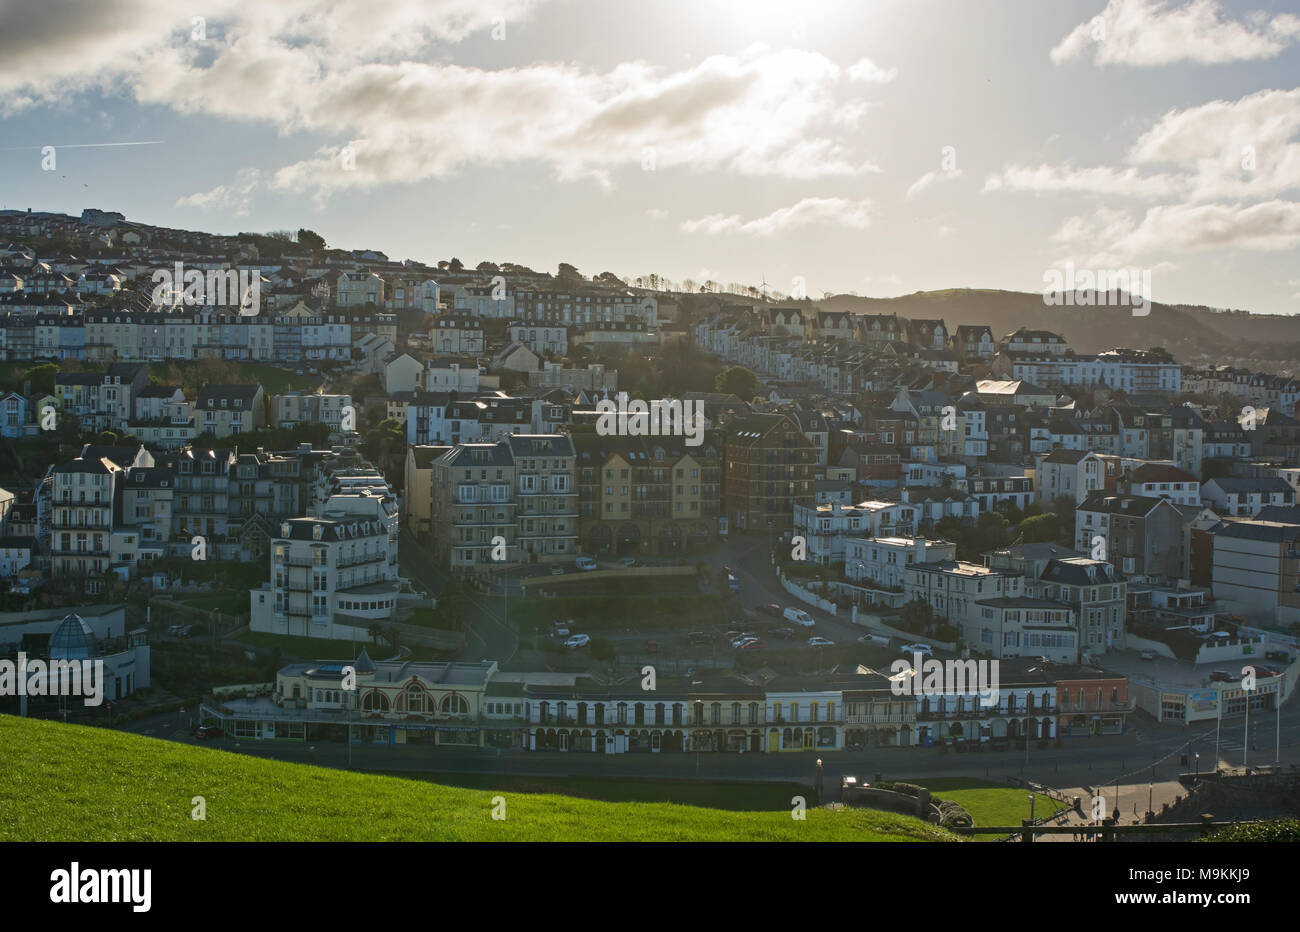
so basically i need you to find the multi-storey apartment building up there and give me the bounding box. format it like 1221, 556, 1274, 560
792, 499, 918, 565
429, 315, 485, 355
196, 383, 265, 439
432, 441, 518, 570
50, 454, 122, 584
272, 391, 353, 434
249, 498, 400, 640
904, 560, 1079, 662
573, 432, 722, 556
506, 434, 577, 563
724, 413, 816, 532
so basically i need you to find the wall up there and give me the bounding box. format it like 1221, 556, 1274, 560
777, 570, 837, 615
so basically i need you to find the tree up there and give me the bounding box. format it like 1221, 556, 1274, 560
714, 365, 762, 401
899, 598, 936, 635
476, 260, 500, 273
296, 228, 326, 252
1017, 512, 1063, 544
557, 262, 582, 284
448, 257, 464, 272
22, 363, 58, 396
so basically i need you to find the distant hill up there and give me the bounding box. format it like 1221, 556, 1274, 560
690, 287, 1300, 376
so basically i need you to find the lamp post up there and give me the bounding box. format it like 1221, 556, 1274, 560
1194, 752, 1200, 777
1244, 680, 1252, 769
1147, 782, 1153, 818
1028, 792, 1035, 823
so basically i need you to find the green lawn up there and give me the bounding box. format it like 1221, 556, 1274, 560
0, 717, 957, 842
397, 773, 811, 811
172, 591, 248, 615
903, 777, 1069, 833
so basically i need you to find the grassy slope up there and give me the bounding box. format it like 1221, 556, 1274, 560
0, 716, 956, 842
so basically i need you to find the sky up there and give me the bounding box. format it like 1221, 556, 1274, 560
1, 0, 1298, 313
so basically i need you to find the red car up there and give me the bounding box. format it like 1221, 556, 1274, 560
759, 603, 783, 617
195, 725, 224, 740
740, 639, 766, 650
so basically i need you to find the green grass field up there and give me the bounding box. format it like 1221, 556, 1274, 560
0, 717, 958, 842
910, 777, 1069, 830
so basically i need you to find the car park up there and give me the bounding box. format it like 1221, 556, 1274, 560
783, 607, 815, 627
899, 643, 932, 655
808, 636, 835, 647
564, 634, 591, 649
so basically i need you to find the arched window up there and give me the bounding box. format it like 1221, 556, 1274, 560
402, 685, 427, 712
654, 703, 665, 725
617, 702, 628, 724
731, 703, 741, 724
594, 702, 605, 725
748, 702, 759, 724
440, 693, 469, 715
361, 691, 390, 712
710, 702, 721, 725
634, 703, 645, 725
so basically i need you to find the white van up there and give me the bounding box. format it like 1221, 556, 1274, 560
783, 607, 815, 627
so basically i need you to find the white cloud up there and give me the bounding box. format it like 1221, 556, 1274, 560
906, 168, 963, 200
645, 208, 668, 220
847, 58, 897, 83
175, 167, 261, 216
680, 197, 872, 236
0, 4, 889, 203
1051, 0, 1300, 67
1052, 200, 1300, 263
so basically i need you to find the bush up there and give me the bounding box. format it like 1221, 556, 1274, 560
937, 800, 973, 828
1203, 820, 1300, 842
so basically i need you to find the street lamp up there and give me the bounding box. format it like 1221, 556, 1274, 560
1194, 752, 1200, 776
1147, 783, 1153, 818
1028, 792, 1035, 823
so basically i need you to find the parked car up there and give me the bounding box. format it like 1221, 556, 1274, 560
858, 633, 888, 645
1265, 650, 1294, 662
564, 634, 591, 649
726, 573, 740, 592
1252, 665, 1281, 678
687, 631, 712, 645
732, 636, 759, 649
739, 639, 766, 651
783, 607, 815, 627
195, 725, 223, 740
1138, 649, 1157, 661
899, 643, 932, 656
759, 603, 783, 617
643, 640, 659, 653
808, 636, 835, 647
575, 556, 598, 571
1208, 670, 1235, 682
770, 626, 796, 639
550, 564, 565, 575
618, 556, 638, 567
